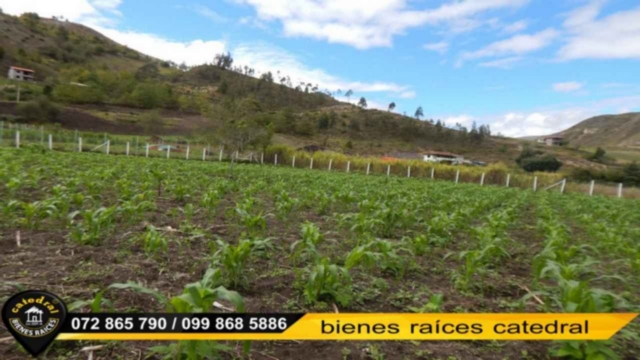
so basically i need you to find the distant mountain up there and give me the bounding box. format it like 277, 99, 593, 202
555, 113, 640, 148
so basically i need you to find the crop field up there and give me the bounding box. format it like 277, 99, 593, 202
1, 148, 639, 360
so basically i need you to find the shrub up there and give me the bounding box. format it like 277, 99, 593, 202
54, 83, 104, 104
17, 97, 60, 122
520, 155, 563, 172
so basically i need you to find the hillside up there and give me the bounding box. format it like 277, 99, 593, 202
555, 112, 640, 149
0, 11, 602, 170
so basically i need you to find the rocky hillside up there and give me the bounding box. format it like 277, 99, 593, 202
556, 113, 640, 149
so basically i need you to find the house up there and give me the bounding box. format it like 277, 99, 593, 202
25, 306, 43, 326
7, 66, 35, 81
423, 151, 464, 164
542, 136, 565, 146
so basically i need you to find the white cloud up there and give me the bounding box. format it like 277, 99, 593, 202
461, 28, 558, 61
232, 42, 411, 95
0, 0, 100, 22
558, 1, 640, 60
96, 27, 227, 66
502, 19, 528, 33
192, 5, 228, 23
553, 81, 585, 93
399, 91, 416, 99
234, 0, 529, 49
479, 56, 522, 68
444, 114, 476, 128
423, 41, 449, 54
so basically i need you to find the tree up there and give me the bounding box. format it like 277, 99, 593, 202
218, 80, 229, 95
388, 102, 396, 112
622, 162, 640, 185
589, 147, 606, 162
414, 106, 424, 120
345, 89, 353, 102
358, 97, 367, 109
213, 52, 233, 70
140, 109, 163, 134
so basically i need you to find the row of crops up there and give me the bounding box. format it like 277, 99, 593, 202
1, 148, 638, 359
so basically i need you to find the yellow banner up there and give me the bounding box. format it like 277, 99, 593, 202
57, 313, 637, 341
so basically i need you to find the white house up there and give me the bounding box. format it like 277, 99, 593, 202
423, 151, 464, 165
25, 306, 43, 326
7, 66, 35, 81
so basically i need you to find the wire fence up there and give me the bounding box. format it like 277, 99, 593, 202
1, 121, 637, 199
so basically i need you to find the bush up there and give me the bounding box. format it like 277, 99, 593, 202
54, 83, 104, 104
17, 97, 60, 122
520, 155, 563, 172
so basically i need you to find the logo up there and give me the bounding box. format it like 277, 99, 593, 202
2, 290, 67, 357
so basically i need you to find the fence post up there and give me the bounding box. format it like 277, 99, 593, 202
347, 161, 351, 173
48, 134, 52, 150
407, 166, 411, 178
235, 151, 239, 162
219, 147, 224, 162
106, 140, 110, 155
589, 180, 595, 196
480, 173, 485, 186
202, 148, 207, 161
506, 174, 511, 187
40, 126, 43, 145
431, 168, 435, 179
618, 183, 623, 198
261, 152, 264, 165
367, 163, 371, 175
455, 170, 460, 184
78, 137, 82, 152
533, 176, 537, 192
186, 145, 190, 160
167, 146, 171, 159
135, 136, 139, 156
560, 179, 566, 194
126, 142, 130, 156
328, 159, 333, 171
310, 158, 314, 169
274, 154, 278, 166
292, 156, 296, 168
15, 131, 20, 148
386, 165, 391, 177
145, 143, 149, 158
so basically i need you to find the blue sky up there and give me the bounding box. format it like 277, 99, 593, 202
2, 0, 640, 137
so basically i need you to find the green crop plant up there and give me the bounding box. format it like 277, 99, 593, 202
403, 234, 430, 256
200, 188, 222, 215
409, 294, 444, 313
304, 258, 352, 307
211, 239, 253, 289
67, 290, 113, 313
69, 206, 117, 245
110, 268, 248, 360
291, 222, 325, 264
139, 225, 168, 256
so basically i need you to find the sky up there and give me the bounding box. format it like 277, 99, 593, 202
2, 0, 640, 137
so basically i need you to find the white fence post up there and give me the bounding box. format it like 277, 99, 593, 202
106, 140, 110, 155
78, 137, 82, 152
310, 158, 314, 169
407, 166, 411, 178
292, 156, 296, 168
202, 148, 207, 161
235, 151, 239, 162
560, 179, 566, 194
455, 170, 460, 184
431, 168, 435, 179
186, 145, 190, 160
48, 134, 52, 150
260, 152, 264, 165
618, 183, 623, 198
328, 159, 333, 171
15, 131, 20, 148
533, 176, 538, 192
386, 165, 391, 177
219, 147, 224, 162
145, 143, 149, 158
274, 154, 278, 166
589, 180, 595, 196
366, 163, 371, 175
480, 173, 485, 186
126, 142, 130, 156
506, 174, 511, 187
347, 161, 351, 173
